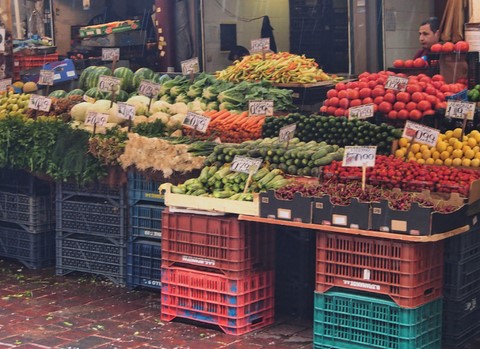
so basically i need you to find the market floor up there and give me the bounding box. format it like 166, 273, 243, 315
0, 259, 314, 349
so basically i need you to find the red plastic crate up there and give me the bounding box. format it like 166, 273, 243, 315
13, 53, 59, 80
161, 210, 274, 276
161, 267, 274, 335
316, 232, 444, 308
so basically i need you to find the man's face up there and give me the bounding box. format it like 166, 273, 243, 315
419, 24, 439, 50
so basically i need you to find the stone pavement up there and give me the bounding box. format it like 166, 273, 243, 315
0, 259, 313, 349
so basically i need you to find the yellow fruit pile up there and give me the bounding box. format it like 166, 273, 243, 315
395, 128, 480, 167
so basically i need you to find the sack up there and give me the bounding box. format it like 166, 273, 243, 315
439, 53, 468, 84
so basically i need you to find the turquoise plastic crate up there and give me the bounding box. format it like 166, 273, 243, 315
313, 291, 442, 349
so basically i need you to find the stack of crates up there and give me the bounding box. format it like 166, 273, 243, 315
314, 232, 444, 349
0, 169, 55, 269
160, 209, 275, 335
442, 227, 480, 348
126, 171, 165, 290
13, 53, 59, 81
55, 181, 127, 285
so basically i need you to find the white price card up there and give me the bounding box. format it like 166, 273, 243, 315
279, 123, 297, 142
348, 104, 374, 120
138, 80, 161, 98
102, 48, 120, 61
38, 70, 54, 86
384, 76, 408, 91
98, 75, 121, 93
250, 38, 270, 53
182, 111, 210, 133
181, 57, 200, 75
230, 156, 263, 174
118, 102, 136, 120
402, 121, 440, 147
83, 95, 96, 103
0, 78, 12, 92
446, 100, 476, 120
342, 146, 377, 167
85, 111, 108, 126
28, 94, 52, 112
248, 100, 274, 116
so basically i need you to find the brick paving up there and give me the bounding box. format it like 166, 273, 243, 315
0, 259, 313, 349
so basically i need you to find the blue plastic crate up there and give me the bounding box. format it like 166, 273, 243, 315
127, 238, 162, 290
129, 203, 165, 240
0, 222, 55, 269
128, 171, 164, 205
313, 290, 442, 349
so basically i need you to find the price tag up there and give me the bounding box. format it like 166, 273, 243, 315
402, 121, 440, 147
279, 123, 297, 142
446, 100, 475, 120
28, 94, 52, 112
230, 156, 263, 174
182, 111, 210, 133
181, 57, 200, 75
85, 111, 108, 126
38, 70, 54, 86
384, 76, 408, 91
98, 75, 121, 93
83, 95, 96, 103
102, 48, 120, 61
342, 146, 377, 167
118, 102, 136, 120
248, 100, 274, 116
250, 38, 270, 53
0, 78, 12, 92
348, 104, 374, 120
138, 80, 161, 98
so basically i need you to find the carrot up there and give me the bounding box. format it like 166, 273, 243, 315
210, 109, 230, 121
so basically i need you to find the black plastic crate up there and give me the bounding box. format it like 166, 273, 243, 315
444, 253, 480, 300
58, 181, 125, 201
0, 222, 55, 269
129, 203, 165, 240
56, 232, 126, 285
0, 168, 52, 196
127, 238, 162, 290
467, 51, 479, 90
444, 227, 480, 264
443, 292, 480, 345
127, 171, 164, 205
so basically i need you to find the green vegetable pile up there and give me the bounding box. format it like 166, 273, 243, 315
467, 84, 480, 102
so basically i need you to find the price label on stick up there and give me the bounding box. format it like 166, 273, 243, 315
28, 94, 52, 112
342, 146, 377, 167
279, 123, 297, 142
248, 100, 274, 116
138, 80, 161, 98
85, 111, 108, 127
230, 156, 263, 174
446, 100, 475, 120
102, 48, 120, 61
250, 38, 270, 53
181, 57, 199, 75
402, 120, 440, 147
117, 102, 136, 120
384, 76, 408, 91
348, 104, 374, 120
98, 75, 121, 93
0, 78, 12, 92
38, 70, 54, 86
182, 111, 210, 133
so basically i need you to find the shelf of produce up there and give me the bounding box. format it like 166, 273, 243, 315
238, 215, 470, 242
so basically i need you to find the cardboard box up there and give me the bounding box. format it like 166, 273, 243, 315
79, 20, 140, 38
259, 190, 312, 223
81, 30, 146, 47
312, 196, 370, 230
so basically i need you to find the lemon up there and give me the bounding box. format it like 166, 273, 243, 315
432, 151, 440, 160
417, 158, 426, 165
465, 149, 475, 159
415, 152, 423, 159
411, 143, 421, 153
434, 159, 443, 165
475, 133, 480, 143
395, 149, 405, 158
467, 137, 477, 148
425, 158, 435, 165
444, 158, 453, 166
421, 149, 431, 159
436, 141, 447, 152
398, 138, 409, 147
471, 158, 480, 167
440, 151, 450, 160
452, 158, 462, 166
470, 130, 480, 137
447, 145, 454, 153
475, 152, 480, 160
420, 144, 429, 152
448, 137, 458, 146
453, 128, 463, 139
445, 130, 454, 139
463, 145, 472, 153
462, 158, 471, 167
452, 149, 463, 159
454, 141, 463, 150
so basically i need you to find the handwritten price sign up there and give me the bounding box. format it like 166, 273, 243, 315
182, 112, 210, 133
0, 78, 12, 92
28, 94, 52, 112
402, 121, 440, 147
446, 100, 475, 120
250, 38, 270, 53
98, 75, 121, 93
348, 104, 374, 120
38, 70, 54, 86
102, 48, 120, 61
181, 57, 200, 75
342, 146, 377, 167
138, 80, 161, 98
85, 111, 108, 126
248, 100, 274, 116
118, 102, 136, 120
279, 123, 297, 142
385, 76, 408, 91
230, 156, 263, 174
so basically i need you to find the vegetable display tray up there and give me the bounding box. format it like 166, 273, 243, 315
127, 238, 162, 290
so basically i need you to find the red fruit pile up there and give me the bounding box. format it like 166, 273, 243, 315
321, 155, 480, 196
393, 58, 429, 68
430, 40, 469, 53
320, 71, 467, 120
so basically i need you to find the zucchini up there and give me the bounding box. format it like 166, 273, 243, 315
212, 190, 234, 198
252, 167, 270, 181
315, 154, 334, 166
258, 169, 282, 186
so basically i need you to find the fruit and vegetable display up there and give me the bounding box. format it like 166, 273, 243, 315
468, 84, 480, 102
0, 92, 33, 119
216, 52, 337, 84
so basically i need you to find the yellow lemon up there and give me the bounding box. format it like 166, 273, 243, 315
425, 158, 435, 165
471, 158, 480, 167
440, 151, 450, 160
475, 133, 480, 143
452, 158, 462, 166
463, 145, 472, 153
475, 152, 480, 160
467, 137, 477, 148
444, 158, 453, 166
470, 130, 480, 137
465, 149, 475, 159
462, 158, 471, 167
421, 149, 431, 159
452, 128, 463, 139
454, 141, 464, 150
420, 144, 429, 152
436, 141, 447, 152
474, 146, 480, 153
447, 145, 454, 153
415, 152, 423, 159
411, 143, 421, 153
452, 149, 463, 159
432, 151, 440, 160
448, 137, 458, 146
398, 138, 409, 147
395, 149, 405, 158
445, 130, 454, 139
434, 159, 443, 165
417, 158, 425, 165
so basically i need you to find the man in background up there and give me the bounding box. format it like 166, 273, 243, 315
414, 17, 440, 59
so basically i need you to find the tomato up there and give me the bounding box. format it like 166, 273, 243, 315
406, 84, 421, 94
396, 91, 411, 103
347, 89, 360, 100
393, 101, 406, 111
387, 110, 398, 119
326, 89, 338, 99
358, 87, 371, 99
411, 91, 424, 103
373, 96, 384, 105
371, 88, 386, 98
442, 42, 455, 53
367, 80, 378, 89
413, 58, 427, 68
337, 90, 348, 99
378, 101, 393, 114
424, 85, 436, 95
327, 106, 337, 115
393, 59, 404, 68
319, 105, 328, 113
423, 109, 435, 117
397, 109, 409, 120
383, 92, 396, 104
362, 97, 373, 104
417, 100, 431, 111
335, 82, 347, 91
454, 40, 469, 52
409, 109, 423, 120
357, 81, 368, 89
350, 99, 362, 107
406, 101, 417, 111
338, 97, 350, 109
329, 97, 339, 107
432, 74, 444, 82
430, 43, 442, 53
334, 107, 346, 117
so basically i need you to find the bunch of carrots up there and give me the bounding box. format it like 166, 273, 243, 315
200, 109, 265, 143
